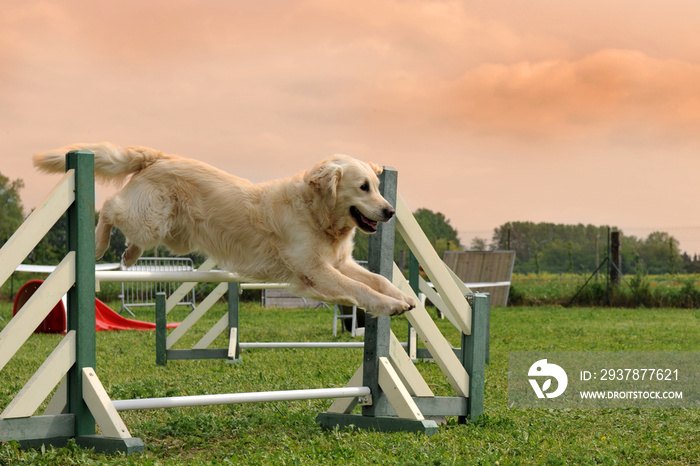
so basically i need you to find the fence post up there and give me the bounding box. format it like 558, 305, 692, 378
66, 151, 96, 438
156, 293, 167, 366
610, 230, 621, 287
228, 282, 241, 361
317, 167, 438, 434
362, 167, 398, 418
462, 292, 489, 422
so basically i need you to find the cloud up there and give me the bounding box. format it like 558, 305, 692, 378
362, 49, 700, 144
4, 0, 700, 240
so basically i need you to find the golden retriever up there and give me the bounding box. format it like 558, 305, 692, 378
34, 143, 416, 316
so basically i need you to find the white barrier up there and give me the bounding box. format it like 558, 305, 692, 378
96, 269, 288, 289
97, 270, 246, 283
241, 342, 363, 349
112, 386, 371, 411
238, 342, 408, 349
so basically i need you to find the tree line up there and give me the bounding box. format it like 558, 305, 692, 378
484, 221, 693, 275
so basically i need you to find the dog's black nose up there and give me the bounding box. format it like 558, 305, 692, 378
383, 207, 395, 220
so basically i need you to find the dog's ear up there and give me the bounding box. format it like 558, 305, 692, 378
305, 161, 343, 228
304, 160, 343, 207
368, 162, 383, 175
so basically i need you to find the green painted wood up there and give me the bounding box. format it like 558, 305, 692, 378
362, 167, 397, 418
377, 396, 469, 418
316, 413, 439, 435
66, 151, 96, 437
166, 349, 230, 360
16, 437, 72, 451
17, 434, 144, 455
414, 347, 462, 360
408, 251, 420, 294
413, 397, 468, 417
229, 283, 241, 361
155, 293, 167, 366
0, 415, 75, 442
463, 292, 489, 421
486, 300, 491, 365
76, 435, 145, 455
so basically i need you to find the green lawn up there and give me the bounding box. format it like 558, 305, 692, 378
1, 301, 698, 465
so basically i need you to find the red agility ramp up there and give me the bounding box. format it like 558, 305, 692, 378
13, 280, 178, 334
94, 298, 179, 331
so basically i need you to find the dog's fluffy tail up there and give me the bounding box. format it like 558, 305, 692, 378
33, 142, 170, 184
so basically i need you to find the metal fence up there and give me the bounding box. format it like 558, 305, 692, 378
120, 257, 197, 315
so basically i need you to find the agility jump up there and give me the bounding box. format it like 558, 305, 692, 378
0, 151, 488, 454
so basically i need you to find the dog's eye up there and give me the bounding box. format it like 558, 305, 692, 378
360, 181, 370, 192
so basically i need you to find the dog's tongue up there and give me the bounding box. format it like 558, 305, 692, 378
362, 213, 377, 229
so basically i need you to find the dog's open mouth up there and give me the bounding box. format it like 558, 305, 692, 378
350, 206, 378, 233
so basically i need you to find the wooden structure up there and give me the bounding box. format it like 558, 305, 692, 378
443, 251, 515, 307
0, 152, 144, 454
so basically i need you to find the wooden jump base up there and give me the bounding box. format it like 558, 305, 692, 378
0, 153, 489, 455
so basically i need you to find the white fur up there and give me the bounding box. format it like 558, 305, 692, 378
34, 143, 416, 316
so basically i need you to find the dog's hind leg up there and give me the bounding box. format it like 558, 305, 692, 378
95, 203, 115, 260
121, 242, 143, 268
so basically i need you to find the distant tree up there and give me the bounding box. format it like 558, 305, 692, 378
470, 237, 488, 251
493, 222, 610, 273
494, 222, 686, 275
28, 214, 67, 264
0, 172, 25, 246
623, 231, 683, 275
681, 252, 700, 273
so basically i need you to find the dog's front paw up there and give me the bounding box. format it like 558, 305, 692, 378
401, 292, 418, 310
371, 297, 414, 317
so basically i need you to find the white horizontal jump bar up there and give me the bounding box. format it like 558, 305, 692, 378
240, 342, 364, 349
239, 341, 408, 349
96, 270, 247, 283
425, 281, 511, 289
239, 283, 289, 290
95, 271, 292, 289
112, 386, 371, 411
465, 281, 511, 288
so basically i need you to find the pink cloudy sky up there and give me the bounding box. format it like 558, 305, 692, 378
3, 1, 700, 253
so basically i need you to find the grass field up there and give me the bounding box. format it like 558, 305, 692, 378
1, 300, 698, 465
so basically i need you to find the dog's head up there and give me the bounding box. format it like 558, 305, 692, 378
304, 155, 395, 234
